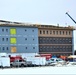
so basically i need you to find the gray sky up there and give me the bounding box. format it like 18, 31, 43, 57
0, 0, 76, 50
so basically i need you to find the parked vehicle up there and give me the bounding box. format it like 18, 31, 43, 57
10, 59, 27, 67
24, 59, 32, 66
46, 58, 65, 66
0, 57, 10, 68
40, 54, 52, 60
26, 57, 46, 66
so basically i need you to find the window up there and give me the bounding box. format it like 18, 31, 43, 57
6, 38, 8, 41
25, 38, 27, 40
6, 29, 8, 32
32, 30, 34, 32
66, 31, 68, 35
2, 29, 4, 32
43, 31, 45, 34
3, 47, 5, 50
10, 28, 16, 35
25, 29, 27, 31
40, 30, 42, 34
33, 38, 34, 40
10, 38, 16, 44
25, 47, 27, 49
53, 31, 55, 34
50, 31, 52, 34
6, 47, 8, 50
69, 31, 71, 35
2, 38, 4, 41
56, 31, 58, 35
46, 31, 48, 34
63, 31, 64, 35
60, 31, 61, 35
33, 47, 35, 49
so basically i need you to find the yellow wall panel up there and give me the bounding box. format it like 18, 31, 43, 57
10, 28, 16, 35
10, 38, 16, 44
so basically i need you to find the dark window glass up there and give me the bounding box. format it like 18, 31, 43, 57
46, 31, 48, 34
26, 47, 27, 49
2, 38, 4, 41
50, 31, 52, 34
63, 31, 64, 34
6, 38, 8, 41
60, 31, 61, 35
7, 47, 8, 50
66, 31, 68, 35
43, 31, 45, 34
33, 47, 35, 49
3, 47, 5, 50
33, 38, 34, 40
53, 31, 55, 34
56, 31, 58, 34
32, 30, 34, 32
25, 38, 27, 40
2, 29, 4, 32
69, 31, 71, 35
6, 29, 8, 32
40, 30, 42, 34
25, 29, 27, 31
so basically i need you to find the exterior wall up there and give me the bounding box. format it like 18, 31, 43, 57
38, 27, 73, 56
0, 26, 39, 53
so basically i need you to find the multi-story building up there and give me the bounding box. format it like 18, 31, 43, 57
0, 21, 39, 53
38, 25, 75, 56
0, 20, 75, 56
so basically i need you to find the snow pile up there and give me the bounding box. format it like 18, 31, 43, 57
0, 66, 76, 74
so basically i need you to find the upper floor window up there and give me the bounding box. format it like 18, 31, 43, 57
25, 29, 27, 31
33, 47, 35, 49
25, 47, 27, 49
6, 38, 8, 41
6, 29, 8, 32
69, 31, 71, 35
56, 31, 58, 35
3, 47, 5, 50
66, 31, 68, 35
43, 31, 45, 34
2, 38, 4, 41
60, 31, 61, 35
40, 30, 42, 34
33, 38, 34, 41
53, 31, 55, 34
6, 47, 8, 50
50, 31, 52, 34
63, 31, 64, 35
2, 29, 4, 32
32, 30, 34, 32
25, 38, 27, 40
46, 31, 48, 34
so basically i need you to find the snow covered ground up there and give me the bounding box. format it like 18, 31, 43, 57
0, 66, 76, 75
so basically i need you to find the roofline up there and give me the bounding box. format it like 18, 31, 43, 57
0, 20, 75, 30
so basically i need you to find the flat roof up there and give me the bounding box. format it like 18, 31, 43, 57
0, 20, 75, 30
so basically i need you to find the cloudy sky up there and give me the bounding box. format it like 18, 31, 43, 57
0, 0, 76, 50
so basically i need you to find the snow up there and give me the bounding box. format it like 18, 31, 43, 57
0, 66, 76, 75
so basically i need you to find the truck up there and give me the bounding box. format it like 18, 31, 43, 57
0, 57, 10, 68
10, 59, 27, 67
26, 57, 46, 66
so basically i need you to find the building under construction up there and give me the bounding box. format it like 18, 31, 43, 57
0, 20, 75, 56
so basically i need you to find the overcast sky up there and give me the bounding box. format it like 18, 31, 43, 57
0, 0, 76, 50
